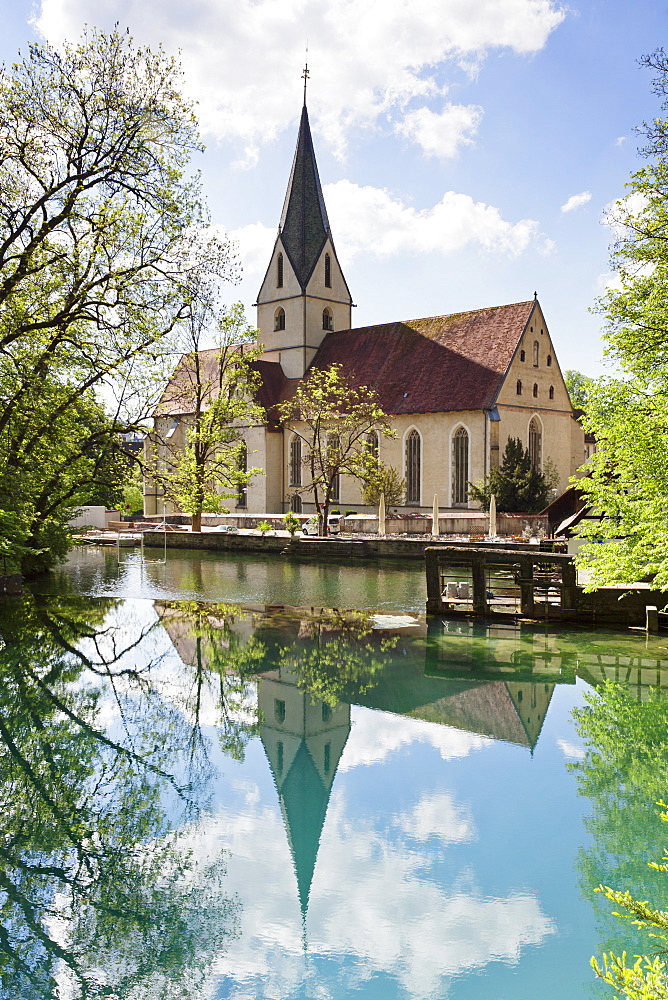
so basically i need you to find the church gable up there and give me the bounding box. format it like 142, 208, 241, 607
304, 236, 352, 307
257, 237, 302, 306
495, 302, 572, 411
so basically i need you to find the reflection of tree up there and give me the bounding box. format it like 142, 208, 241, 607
572, 682, 668, 956
157, 601, 267, 761
274, 609, 396, 707
0, 595, 237, 1000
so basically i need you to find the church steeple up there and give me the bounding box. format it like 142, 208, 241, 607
256, 83, 353, 379
279, 105, 331, 291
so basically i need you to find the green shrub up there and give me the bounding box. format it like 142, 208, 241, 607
283, 512, 301, 536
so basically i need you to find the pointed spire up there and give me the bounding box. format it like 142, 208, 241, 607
279, 103, 330, 289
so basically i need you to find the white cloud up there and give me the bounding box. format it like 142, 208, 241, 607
226, 181, 544, 285
396, 103, 483, 159
615, 135, 626, 146
602, 190, 649, 238
560, 191, 592, 213
325, 181, 542, 260
32, 0, 565, 159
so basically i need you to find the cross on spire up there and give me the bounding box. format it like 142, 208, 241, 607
302, 61, 309, 105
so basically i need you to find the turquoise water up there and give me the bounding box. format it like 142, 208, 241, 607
4, 549, 667, 998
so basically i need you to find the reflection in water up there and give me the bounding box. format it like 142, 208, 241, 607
572, 682, 668, 961
34, 545, 427, 613
0, 596, 237, 1000
5, 595, 668, 999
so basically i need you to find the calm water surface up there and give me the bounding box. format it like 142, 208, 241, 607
3, 547, 666, 998
34, 544, 427, 613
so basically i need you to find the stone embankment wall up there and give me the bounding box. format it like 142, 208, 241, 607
141, 533, 552, 561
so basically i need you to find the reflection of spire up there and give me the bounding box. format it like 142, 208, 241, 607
277, 741, 330, 920
259, 672, 350, 930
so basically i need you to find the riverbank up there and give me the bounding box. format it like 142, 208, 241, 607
133, 528, 555, 561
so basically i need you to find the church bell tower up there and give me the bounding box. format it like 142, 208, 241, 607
256, 74, 352, 378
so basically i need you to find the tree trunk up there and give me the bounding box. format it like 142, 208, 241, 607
192, 511, 202, 532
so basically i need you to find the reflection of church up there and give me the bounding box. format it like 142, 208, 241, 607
258, 665, 350, 918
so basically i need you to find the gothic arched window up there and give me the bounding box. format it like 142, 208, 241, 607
236, 443, 247, 508
277, 252, 283, 288
325, 253, 331, 288
290, 493, 302, 513
520, 349, 526, 362
516, 380, 522, 396
529, 417, 542, 470
328, 433, 340, 501
533, 383, 539, 398
322, 307, 333, 331
274, 307, 285, 331
405, 429, 421, 504
366, 430, 379, 466
289, 435, 302, 486
533, 340, 539, 367
549, 385, 555, 400
452, 426, 469, 507
547, 354, 552, 367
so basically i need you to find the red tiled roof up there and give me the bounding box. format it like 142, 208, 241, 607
155, 301, 536, 420
154, 348, 297, 427
308, 301, 536, 414
154, 348, 220, 417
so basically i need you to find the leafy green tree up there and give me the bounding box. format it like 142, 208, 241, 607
0, 28, 234, 572
278, 364, 395, 534
362, 462, 405, 507
469, 437, 552, 513
148, 302, 264, 531
575, 51, 668, 589
564, 369, 597, 410
18, 392, 132, 574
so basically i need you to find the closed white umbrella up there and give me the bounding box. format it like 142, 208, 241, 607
489, 493, 497, 538
378, 493, 386, 535
432, 495, 439, 536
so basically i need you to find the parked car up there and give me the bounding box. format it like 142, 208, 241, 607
302, 516, 340, 536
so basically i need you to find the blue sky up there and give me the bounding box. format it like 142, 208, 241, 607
3, 0, 667, 375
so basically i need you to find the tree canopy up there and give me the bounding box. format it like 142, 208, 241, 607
278, 364, 395, 533
147, 302, 264, 531
0, 28, 234, 573
469, 437, 554, 513
575, 50, 668, 589
564, 370, 597, 411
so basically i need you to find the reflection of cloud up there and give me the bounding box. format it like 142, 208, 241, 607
210, 782, 555, 999
395, 791, 476, 844
338, 707, 491, 771
557, 738, 585, 760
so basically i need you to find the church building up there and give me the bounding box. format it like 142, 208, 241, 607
146, 97, 585, 519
